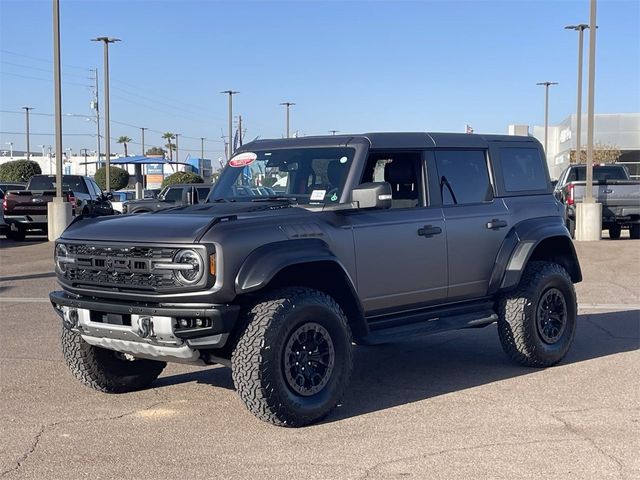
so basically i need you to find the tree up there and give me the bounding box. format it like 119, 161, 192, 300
0, 160, 42, 182
117, 136, 132, 156
162, 132, 175, 161
571, 143, 622, 164
94, 165, 130, 191
146, 146, 166, 156
161, 171, 203, 188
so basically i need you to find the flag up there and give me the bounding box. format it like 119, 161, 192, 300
465, 124, 474, 134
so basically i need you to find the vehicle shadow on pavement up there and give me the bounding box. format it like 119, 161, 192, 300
151, 310, 639, 418
0, 272, 56, 282
324, 310, 639, 423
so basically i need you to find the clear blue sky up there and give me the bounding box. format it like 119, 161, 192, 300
1, 0, 638, 160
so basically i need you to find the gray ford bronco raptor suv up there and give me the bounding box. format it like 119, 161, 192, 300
51, 132, 582, 427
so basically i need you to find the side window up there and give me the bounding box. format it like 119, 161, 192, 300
163, 188, 183, 202
196, 187, 210, 202
435, 150, 492, 205
90, 180, 102, 197
361, 151, 424, 209
499, 147, 548, 192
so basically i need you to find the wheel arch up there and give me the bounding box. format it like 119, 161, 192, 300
489, 217, 582, 294
235, 239, 368, 341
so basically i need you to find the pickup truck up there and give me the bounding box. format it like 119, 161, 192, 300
3, 174, 114, 240
122, 183, 213, 214
50, 132, 581, 427
554, 164, 640, 239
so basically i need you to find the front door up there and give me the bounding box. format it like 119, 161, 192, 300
348, 150, 448, 315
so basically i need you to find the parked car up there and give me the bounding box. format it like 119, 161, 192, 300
122, 183, 213, 213
51, 132, 581, 427
554, 164, 640, 238
110, 190, 136, 213
3, 174, 114, 240
143, 188, 161, 199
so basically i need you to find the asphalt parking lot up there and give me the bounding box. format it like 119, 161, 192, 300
1, 234, 638, 479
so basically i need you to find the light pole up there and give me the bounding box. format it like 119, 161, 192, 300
565, 24, 589, 164
92, 36, 120, 191
22, 106, 34, 160
200, 137, 206, 159
91, 68, 101, 167
536, 81, 558, 157
221, 90, 239, 160
174, 133, 180, 163
329, 130, 339, 136
280, 102, 295, 138
80, 148, 89, 176
140, 127, 147, 156
5, 142, 13, 158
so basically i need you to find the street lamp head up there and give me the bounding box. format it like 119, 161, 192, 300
280, 102, 296, 106
91, 37, 121, 43
565, 24, 590, 31
221, 90, 239, 95
22, 106, 34, 110
536, 81, 559, 86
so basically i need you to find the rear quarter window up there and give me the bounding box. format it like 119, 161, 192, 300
499, 147, 548, 192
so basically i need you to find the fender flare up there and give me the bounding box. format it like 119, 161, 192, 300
235, 238, 354, 294
488, 216, 582, 294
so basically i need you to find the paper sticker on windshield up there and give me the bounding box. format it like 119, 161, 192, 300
310, 189, 326, 201
229, 152, 257, 168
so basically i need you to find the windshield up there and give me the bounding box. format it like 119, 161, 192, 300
210, 147, 355, 204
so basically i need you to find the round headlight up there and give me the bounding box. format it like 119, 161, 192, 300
55, 243, 68, 273
173, 249, 204, 285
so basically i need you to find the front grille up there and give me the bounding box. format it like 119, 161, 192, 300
62, 244, 183, 292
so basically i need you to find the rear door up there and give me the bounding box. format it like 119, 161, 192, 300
434, 149, 509, 301
348, 150, 448, 314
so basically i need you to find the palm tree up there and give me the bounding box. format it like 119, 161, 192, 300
117, 136, 132, 156
162, 132, 175, 161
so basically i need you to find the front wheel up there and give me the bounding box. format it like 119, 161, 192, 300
61, 328, 166, 393
497, 261, 577, 368
608, 225, 622, 239
232, 287, 353, 427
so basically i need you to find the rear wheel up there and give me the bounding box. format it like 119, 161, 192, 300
232, 287, 353, 427
497, 261, 577, 368
61, 328, 166, 393
630, 224, 640, 240
608, 225, 622, 239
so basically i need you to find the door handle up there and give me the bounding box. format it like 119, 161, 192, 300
417, 225, 442, 237
486, 219, 508, 230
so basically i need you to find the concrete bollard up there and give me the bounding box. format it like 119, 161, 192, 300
575, 202, 602, 241
48, 200, 73, 241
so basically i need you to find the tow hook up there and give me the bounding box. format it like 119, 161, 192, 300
63, 308, 79, 330
138, 316, 155, 339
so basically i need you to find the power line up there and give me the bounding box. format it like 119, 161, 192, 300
0, 49, 90, 71
0, 60, 92, 80
0, 71, 92, 88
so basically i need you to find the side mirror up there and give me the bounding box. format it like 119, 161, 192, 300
351, 182, 392, 209
104, 192, 113, 201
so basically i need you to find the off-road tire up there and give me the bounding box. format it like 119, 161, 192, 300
232, 287, 353, 427
608, 225, 622, 240
61, 328, 166, 393
630, 224, 640, 239
497, 261, 577, 368
6, 226, 25, 241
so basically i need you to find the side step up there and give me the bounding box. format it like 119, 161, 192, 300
362, 309, 498, 345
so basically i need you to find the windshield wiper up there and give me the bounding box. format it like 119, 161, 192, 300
251, 196, 298, 203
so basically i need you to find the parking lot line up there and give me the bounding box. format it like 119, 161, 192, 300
0, 297, 50, 303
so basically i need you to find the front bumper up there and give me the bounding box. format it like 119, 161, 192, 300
50, 290, 240, 364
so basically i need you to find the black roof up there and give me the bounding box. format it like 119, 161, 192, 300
240, 132, 537, 151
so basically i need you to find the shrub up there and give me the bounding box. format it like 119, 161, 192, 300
94, 166, 130, 191
146, 147, 166, 156
0, 160, 42, 182
161, 171, 204, 188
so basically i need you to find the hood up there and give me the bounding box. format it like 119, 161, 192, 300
60, 202, 307, 244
